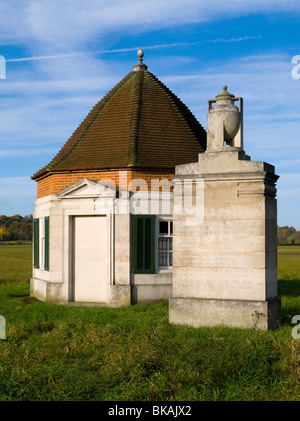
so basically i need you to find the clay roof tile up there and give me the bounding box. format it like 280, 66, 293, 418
32, 68, 206, 180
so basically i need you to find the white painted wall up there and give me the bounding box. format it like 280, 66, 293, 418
31, 178, 174, 305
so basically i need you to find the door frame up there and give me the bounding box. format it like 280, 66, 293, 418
68, 214, 112, 303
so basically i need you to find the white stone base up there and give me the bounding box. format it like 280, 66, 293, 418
107, 285, 131, 307
169, 297, 281, 330
30, 277, 67, 303
30, 277, 131, 307
131, 284, 172, 304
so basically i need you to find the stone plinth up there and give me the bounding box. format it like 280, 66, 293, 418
169, 148, 281, 330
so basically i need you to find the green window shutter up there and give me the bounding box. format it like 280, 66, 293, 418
44, 217, 49, 271
133, 215, 155, 274
33, 218, 39, 269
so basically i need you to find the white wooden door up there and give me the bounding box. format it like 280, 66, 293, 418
72, 216, 107, 302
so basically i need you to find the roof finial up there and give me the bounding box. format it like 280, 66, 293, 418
137, 48, 144, 61
133, 48, 148, 71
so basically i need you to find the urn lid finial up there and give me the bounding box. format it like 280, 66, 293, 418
215, 85, 235, 100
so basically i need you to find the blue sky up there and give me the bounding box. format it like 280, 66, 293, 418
0, 0, 299, 229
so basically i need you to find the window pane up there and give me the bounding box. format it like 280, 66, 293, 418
169, 252, 173, 266
44, 217, 49, 271
159, 252, 168, 266
33, 219, 39, 269
159, 221, 168, 235
169, 238, 173, 251
159, 237, 168, 251
170, 221, 173, 235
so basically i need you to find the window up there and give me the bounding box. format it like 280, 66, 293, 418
44, 217, 49, 271
133, 215, 155, 274
40, 218, 45, 269
33, 218, 39, 269
133, 215, 173, 274
33, 217, 49, 271
157, 219, 173, 270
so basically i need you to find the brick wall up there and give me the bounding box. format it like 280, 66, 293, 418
36, 170, 174, 198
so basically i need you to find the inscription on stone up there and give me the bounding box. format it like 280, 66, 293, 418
173, 235, 265, 252
173, 251, 265, 269
173, 267, 266, 301
174, 219, 265, 236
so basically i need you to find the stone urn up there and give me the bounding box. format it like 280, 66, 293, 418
207, 86, 241, 144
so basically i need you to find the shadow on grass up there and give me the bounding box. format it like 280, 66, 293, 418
278, 279, 300, 326
278, 279, 300, 297
7, 293, 39, 305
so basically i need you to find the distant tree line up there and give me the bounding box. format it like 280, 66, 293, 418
0, 215, 299, 244
0, 215, 33, 241
277, 226, 300, 245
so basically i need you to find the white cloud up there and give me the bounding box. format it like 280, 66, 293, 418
2, 51, 299, 161
0, 177, 35, 215
0, 76, 117, 95
6, 36, 263, 64
275, 159, 300, 168
0, 1, 298, 221
275, 172, 300, 229
277, 173, 300, 199
0, 177, 35, 198
0, 1, 298, 52
0, 149, 57, 158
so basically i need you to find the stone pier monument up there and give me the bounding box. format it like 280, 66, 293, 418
169, 86, 281, 330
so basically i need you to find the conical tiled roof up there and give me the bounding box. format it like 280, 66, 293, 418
32, 60, 206, 180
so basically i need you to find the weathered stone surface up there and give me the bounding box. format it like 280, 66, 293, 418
173, 251, 267, 269
173, 267, 267, 300
114, 211, 131, 285
131, 284, 171, 304
107, 285, 131, 307
173, 234, 268, 253
30, 278, 68, 303
169, 297, 281, 330
170, 147, 280, 330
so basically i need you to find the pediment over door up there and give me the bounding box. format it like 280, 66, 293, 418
56, 178, 116, 199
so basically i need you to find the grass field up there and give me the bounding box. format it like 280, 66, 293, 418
0, 245, 299, 401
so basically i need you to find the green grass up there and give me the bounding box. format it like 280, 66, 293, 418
278, 246, 300, 327
0, 245, 32, 285
0, 245, 299, 401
